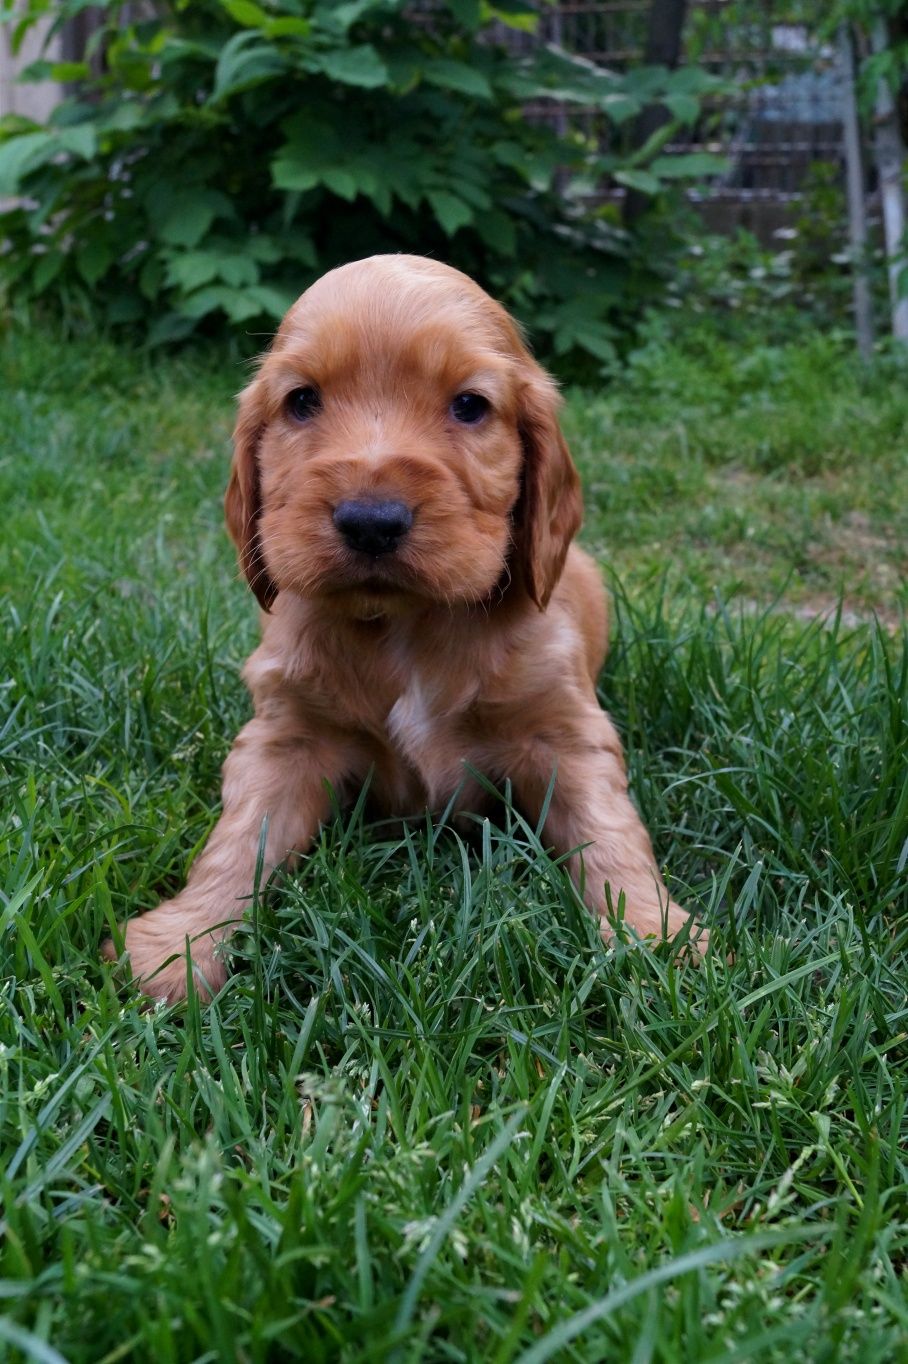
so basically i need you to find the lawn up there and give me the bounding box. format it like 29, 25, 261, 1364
1, 322, 907, 1362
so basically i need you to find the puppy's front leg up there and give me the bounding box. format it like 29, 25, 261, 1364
105, 715, 348, 1001
511, 703, 701, 949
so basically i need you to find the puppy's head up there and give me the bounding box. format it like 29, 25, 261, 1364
225, 256, 582, 618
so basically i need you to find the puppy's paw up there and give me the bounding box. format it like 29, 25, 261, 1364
102, 899, 227, 1004
666, 899, 709, 958
599, 897, 708, 958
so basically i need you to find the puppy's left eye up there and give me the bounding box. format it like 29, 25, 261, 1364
450, 392, 490, 425
286, 386, 322, 422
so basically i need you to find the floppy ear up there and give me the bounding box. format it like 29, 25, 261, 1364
514, 371, 583, 610
224, 379, 278, 611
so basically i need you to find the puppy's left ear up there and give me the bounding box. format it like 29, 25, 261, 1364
225, 378, 278, 611
514, 371, 583, 610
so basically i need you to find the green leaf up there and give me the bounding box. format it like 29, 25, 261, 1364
166, 239, 264, 290
383, 51, 421, 94
271, 118, 336, 190
212, 31, 287, 101
426, 190, 473, 236
246, 235, 283, 264
363, 175, 391, 215
272, 119, 380, 204
0, 132, 56, 194
58, 123, 98, 160
97, 101, 148, 133
221, 0, 269, 26
492, 140, 530, 175
620, 65, 667, 102
318, 45, 388, 89
554, 322, 615, 362
139, 254, 164, 300
178, 284, 259, 321
17, 59, 55, 81
76, 238, 113, 286
664, 92, 700, 124
105, 290, 144, 324
613, 168, 660, 196
322, 168, 360, 200
164, 250, 222, 292
156, 190, 231, 248
265, 17, 312, 38
318, 1, 379, 34
424, 60, 492, 100
177, 280, 279, 323
664, 65, 725, 95
49, 61, 91, 82
147, 312, 198, 346
649, 152, 728, 180
446, 0, 481, 28
448, 175, 491, 211
0, 124, 96, 194
476, 210, 516, 256
32, 251, 65, 294
271, 159, 321, 193
482, 0, 539, 33
247, 282, 298, 317
600, 93, 642, 124
281, 233, 318, 268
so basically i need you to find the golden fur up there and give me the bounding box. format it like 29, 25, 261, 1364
105, 255, 702, 1001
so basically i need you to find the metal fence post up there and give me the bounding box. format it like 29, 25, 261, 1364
871, 17, 908, 343
837, 23, 875, 359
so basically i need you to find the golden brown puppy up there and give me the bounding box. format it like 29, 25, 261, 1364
106, 255, 701, 1001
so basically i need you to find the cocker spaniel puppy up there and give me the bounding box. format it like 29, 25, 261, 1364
106, 255, 701, 1001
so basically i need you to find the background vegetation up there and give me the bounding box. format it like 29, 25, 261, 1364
0, 0, 722, 366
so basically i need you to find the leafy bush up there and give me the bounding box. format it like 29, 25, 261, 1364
653, 217, 884, 350
0, 0, 724, 366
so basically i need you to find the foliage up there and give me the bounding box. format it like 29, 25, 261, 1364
2, 324, 908, 1361
818, 0, 908, 108
656, 213, 867, 344
687, 0, 908, 94
0, 0, 725, 366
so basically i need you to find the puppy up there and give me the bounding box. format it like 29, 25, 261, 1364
106, 255, 701, 1001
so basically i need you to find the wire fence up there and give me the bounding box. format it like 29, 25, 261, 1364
499, 1, 846, 237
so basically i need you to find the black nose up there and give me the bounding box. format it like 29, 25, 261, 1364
332, 499, 413, 556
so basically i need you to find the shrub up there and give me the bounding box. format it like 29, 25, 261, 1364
0, 0, 725, 367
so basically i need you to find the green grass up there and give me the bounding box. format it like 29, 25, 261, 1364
571, 327, 908, 620
1, 322, 907, 1362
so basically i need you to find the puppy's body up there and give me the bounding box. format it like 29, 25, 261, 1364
110, 256, 698, 1000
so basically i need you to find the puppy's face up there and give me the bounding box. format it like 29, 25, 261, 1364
227, 256, 582, 618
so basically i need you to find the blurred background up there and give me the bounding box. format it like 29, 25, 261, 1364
1, 1, 905, 366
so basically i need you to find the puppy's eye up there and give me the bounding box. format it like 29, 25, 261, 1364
286, 386, 321, 422
450, 392, 490, 425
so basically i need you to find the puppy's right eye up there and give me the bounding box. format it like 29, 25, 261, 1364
450, 392, 490, 425
286, 386, 321, 422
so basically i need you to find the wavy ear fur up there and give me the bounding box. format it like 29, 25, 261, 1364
225, 380, 278, 612
514, 372, 583, 610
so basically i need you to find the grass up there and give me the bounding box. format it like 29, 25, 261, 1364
571, 326, 908, 620
1, 320, 907, 1362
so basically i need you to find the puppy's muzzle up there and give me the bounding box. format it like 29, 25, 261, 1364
333, 499, 413, 556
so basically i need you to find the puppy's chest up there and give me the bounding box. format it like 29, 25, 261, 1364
385, 675, 476, 804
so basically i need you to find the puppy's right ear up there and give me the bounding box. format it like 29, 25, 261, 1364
225, 379, 278, 611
